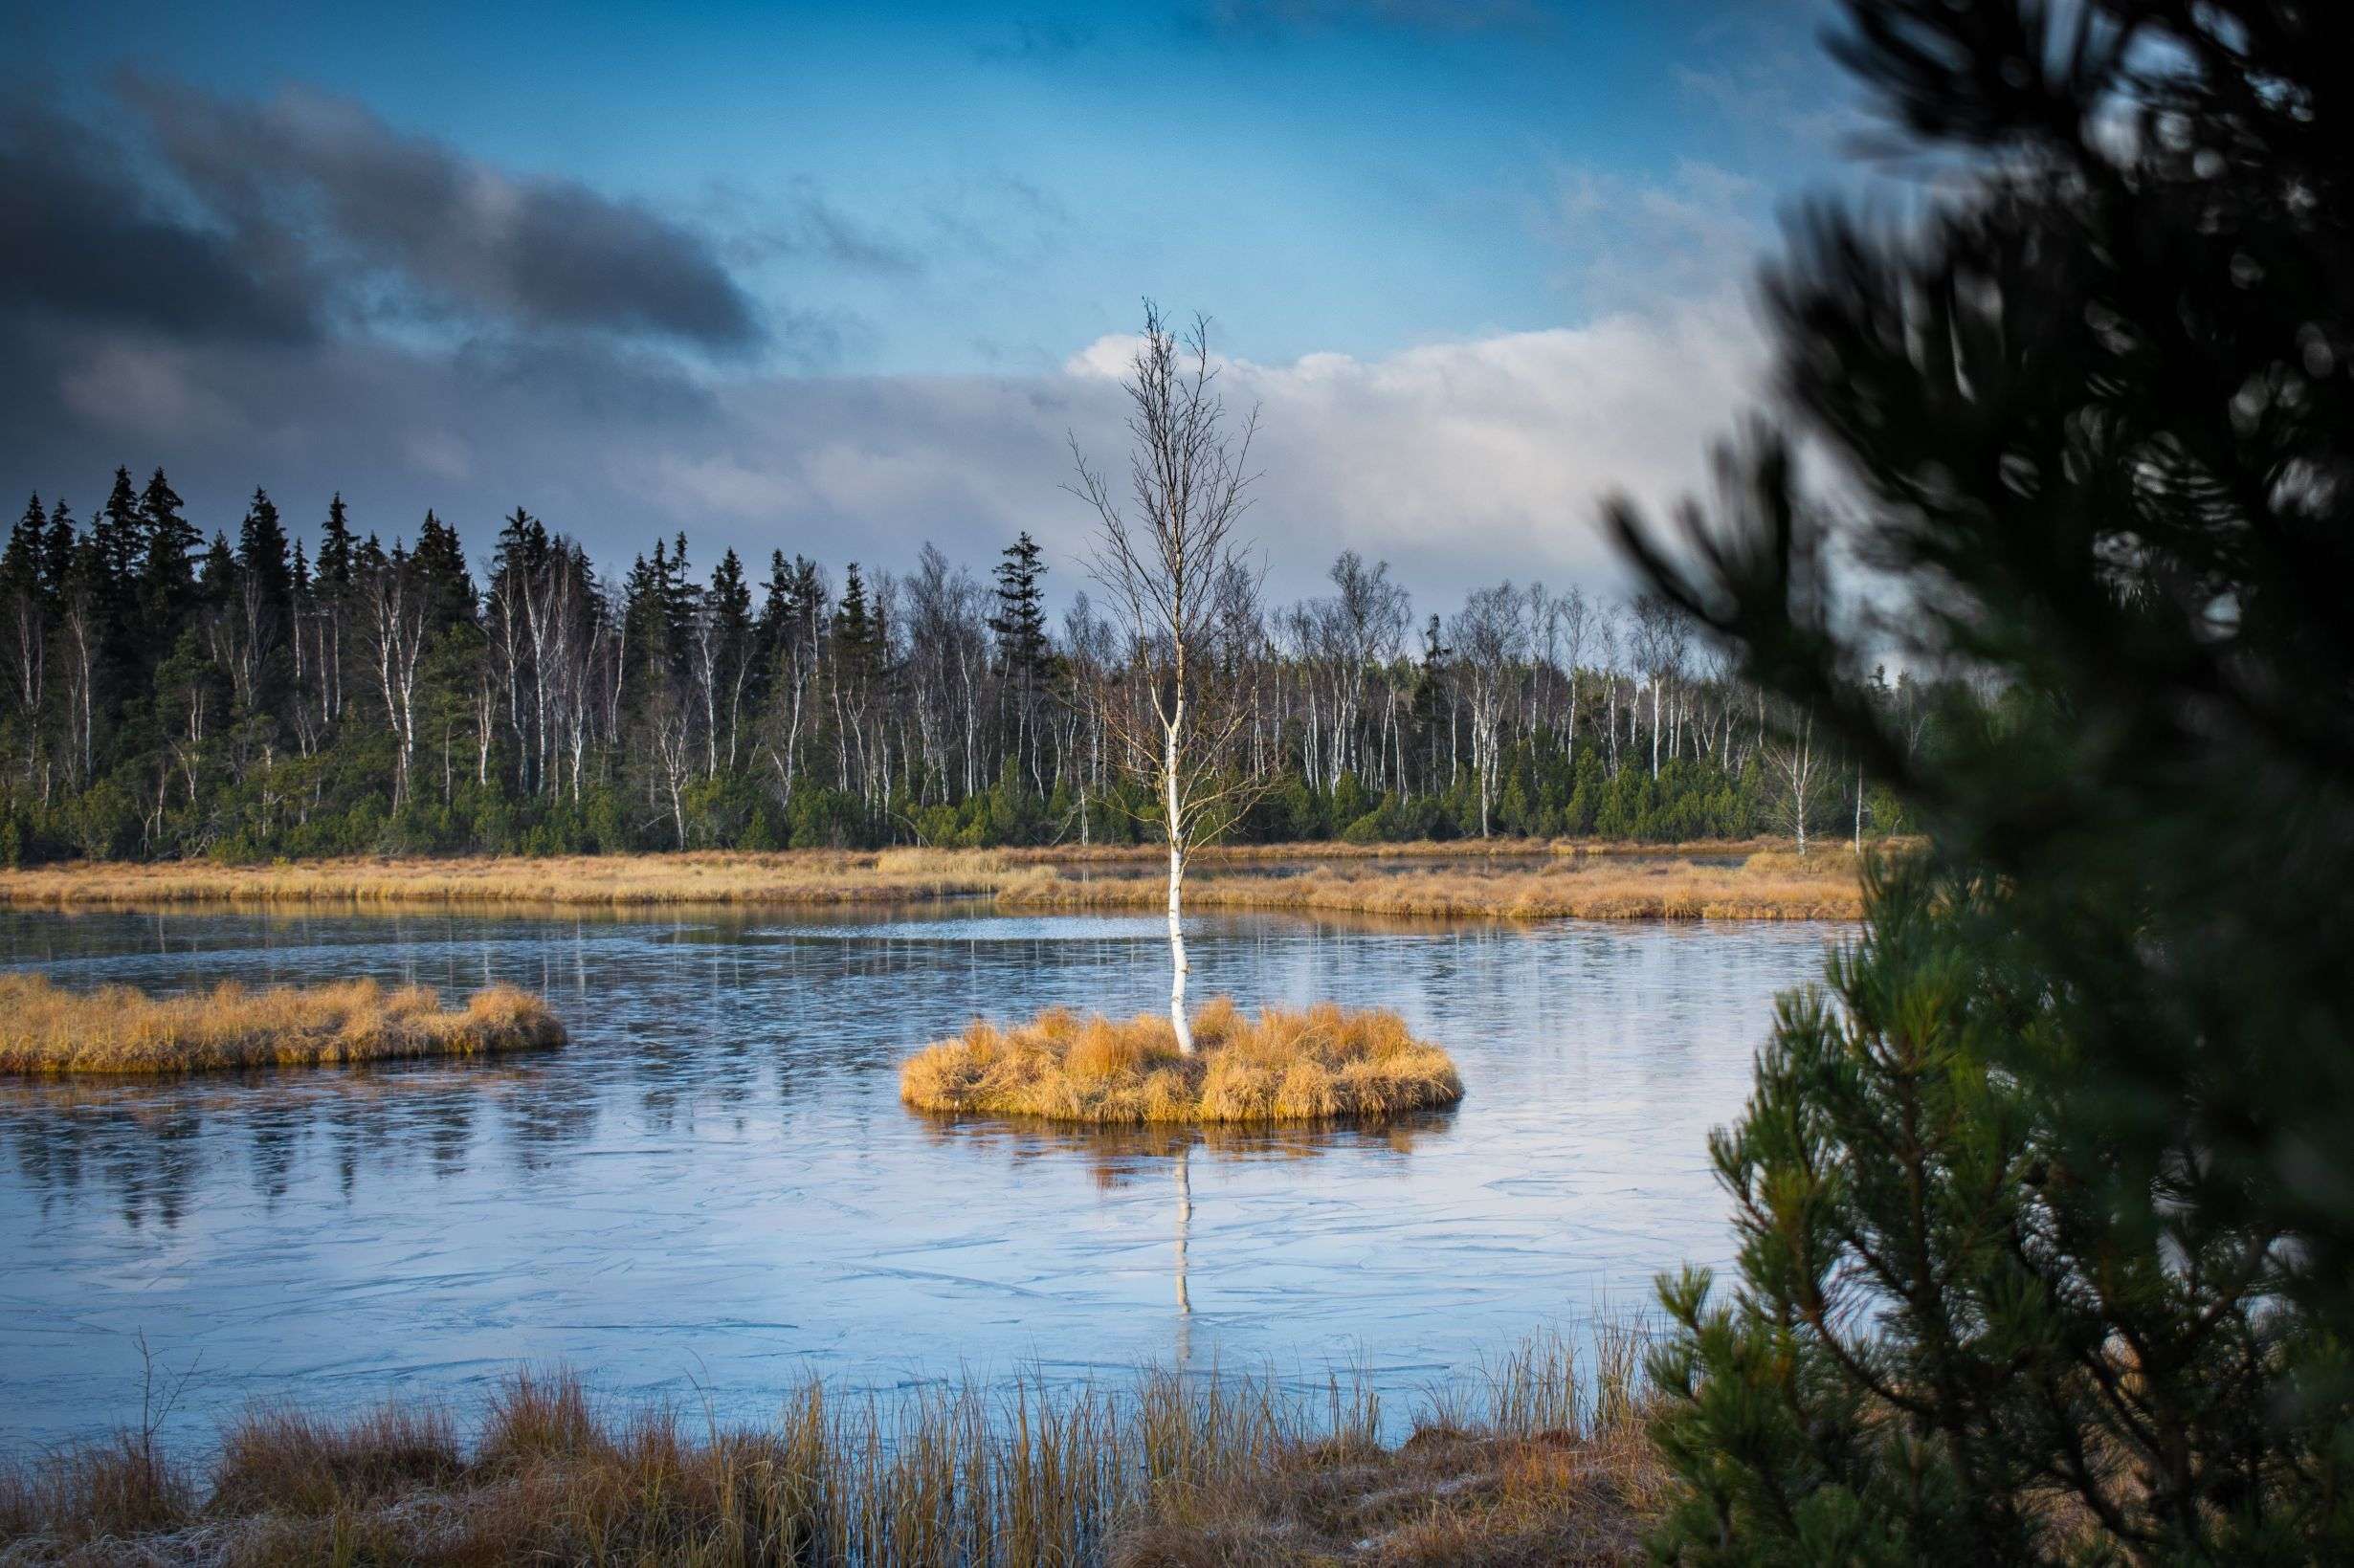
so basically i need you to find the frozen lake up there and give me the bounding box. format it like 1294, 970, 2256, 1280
0, 903, 1840, 1450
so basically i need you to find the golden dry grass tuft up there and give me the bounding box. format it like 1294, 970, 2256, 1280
0, 973, 566, 1076
0, 1332, 1666, 1565
900, 1000, 1465, 1125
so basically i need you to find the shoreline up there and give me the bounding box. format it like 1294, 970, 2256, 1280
0, 1332, 1663, 1565
0, 840, 1874, 921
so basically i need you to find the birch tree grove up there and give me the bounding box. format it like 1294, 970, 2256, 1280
0, 453, 1932, 865
1068, 304, 1266, 1054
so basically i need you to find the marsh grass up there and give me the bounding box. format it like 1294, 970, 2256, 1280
0, 841, 1870, 921
1004, 849, 1865, 923
0, 975, 566, 1076
899, 1000, 1465, 1125
0, 1331, 1664, 1565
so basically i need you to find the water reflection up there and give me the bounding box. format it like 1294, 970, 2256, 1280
909, 1111, 1455, 1189
0, 904, 1838, 1450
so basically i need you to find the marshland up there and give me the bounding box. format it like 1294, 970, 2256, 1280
0, 839, 1867, 920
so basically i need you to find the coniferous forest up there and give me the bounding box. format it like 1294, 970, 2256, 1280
0, 470, 1929, 864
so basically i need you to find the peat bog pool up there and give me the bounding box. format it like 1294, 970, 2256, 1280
0, 903, 1839, 1451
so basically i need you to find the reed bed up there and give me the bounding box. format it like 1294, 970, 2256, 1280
0, 1331, 1664, 1565
0, 850, 1033, 911
0, 842, 1869, 920
900, 999, 1465, 1125
1004, 848, 1865, 922
0, 974, 566, 1076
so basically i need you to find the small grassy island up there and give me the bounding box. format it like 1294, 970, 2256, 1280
0, 974, 566, 1076
900, 998, 1463, 1125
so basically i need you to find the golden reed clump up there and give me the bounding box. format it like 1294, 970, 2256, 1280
899, 998, 1464, 1124
0, 973, 566, 1075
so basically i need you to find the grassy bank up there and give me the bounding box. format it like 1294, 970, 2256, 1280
0, 1331, 1660, 1565
901, 1000, 1464, 1124
0, 976, 565, 1076
1005, 849, 1864, 922
0, 840, 1869, 920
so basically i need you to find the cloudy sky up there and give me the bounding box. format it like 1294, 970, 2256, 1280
3, 0, 1863, 607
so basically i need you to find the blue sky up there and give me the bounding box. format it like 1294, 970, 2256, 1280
3, 0, 1866, 601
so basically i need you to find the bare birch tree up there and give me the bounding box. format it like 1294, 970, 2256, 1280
1764, 706, 1823, 856
1068, 302, 1263, 1054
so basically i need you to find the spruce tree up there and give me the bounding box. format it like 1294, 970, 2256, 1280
988, 532, 1051, 682
410, 510, 477, 638
833, 563, 876, 674
92, 466, 142, 598
990, 531, 1052, 791
755, 549, 793, 677
6, 497, 45, 598
314, 494, 355, 605
1614, 2, 2354, 1558
236, 488, 292, 614
136, 468, 199, 630
40, 497, 76, 602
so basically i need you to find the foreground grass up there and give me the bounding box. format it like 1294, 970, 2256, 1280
0, 1332, 1662, 1565
901, 1000, 1465, 1125
0, 841, 1869, 920
0, 975, 565, 1076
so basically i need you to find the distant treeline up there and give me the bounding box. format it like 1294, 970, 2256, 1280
0, 467, 1930, 863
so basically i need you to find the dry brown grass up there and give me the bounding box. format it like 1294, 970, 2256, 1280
1003, 847, 1865, 922
899, 1000, 1465, 1125
0, 849, 1034, 912
0, 1331, 1665, 1566
0, 974, 566, 1076
0, 841, 1873, 920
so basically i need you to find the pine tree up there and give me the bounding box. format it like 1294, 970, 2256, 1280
5, 497, 45, 597
490, 507, 548, 596
40, 497, 76, 602
315, 494, 356, 605
92, 466, 142, 599
411, 510, 476, 636
1616, 2, 2354, 1557
833, 563, 876, 673
231, 488, 295, 717
236, 488, 292, 614
703, 548, 753, 770
989, 531, 1052, 791
136, 467, 199, 630
988, 532, 1051, 681
198, 532, 236, 609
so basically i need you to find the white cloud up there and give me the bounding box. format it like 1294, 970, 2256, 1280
18, 291, 1769, 614
622, 287, 1770, 607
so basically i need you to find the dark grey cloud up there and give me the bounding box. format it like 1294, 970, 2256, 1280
113, 75, 763, 351
0, 99, 318, 343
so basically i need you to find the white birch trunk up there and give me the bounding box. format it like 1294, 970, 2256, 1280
1165, 706, 1193, 1055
